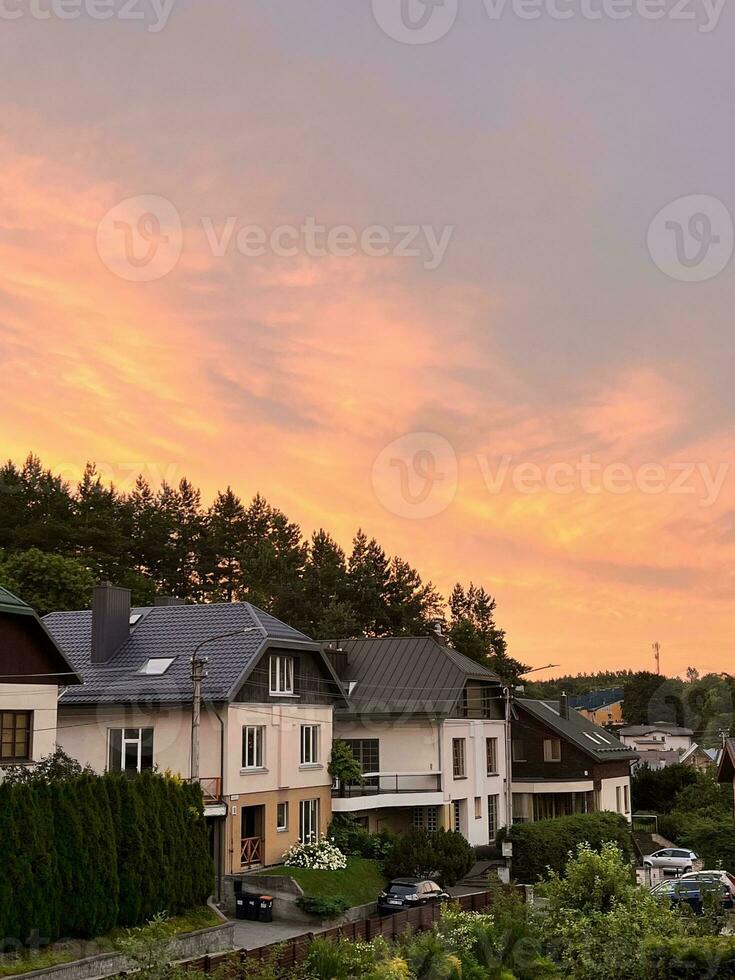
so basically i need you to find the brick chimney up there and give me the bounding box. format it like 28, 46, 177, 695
91, 582, 131, 664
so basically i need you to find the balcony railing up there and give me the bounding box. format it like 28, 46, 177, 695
241, 836, 263, 868
189, 776, 223, 803
333, 771, 442, 798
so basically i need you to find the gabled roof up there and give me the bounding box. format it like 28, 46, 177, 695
516, 698, 637, 762
716, 739, 735, 784
618, 723, 694, 737
45, 602, 343, 705
680, 743, 719, 766
329, 635, 501, 716
0, 586, 82, 685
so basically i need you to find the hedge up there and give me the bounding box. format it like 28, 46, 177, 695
499, 811, 634, 883
642, 936, 735, 979
0, 772, 213, 945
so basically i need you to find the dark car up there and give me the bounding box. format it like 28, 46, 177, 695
377, 878, 450, 916
650, 877, 731, 914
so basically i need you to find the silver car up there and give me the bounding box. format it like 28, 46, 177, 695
644, 847, 698, 872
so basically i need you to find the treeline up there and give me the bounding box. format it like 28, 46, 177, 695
0, 454, 524, 678
0, 772, 212, 943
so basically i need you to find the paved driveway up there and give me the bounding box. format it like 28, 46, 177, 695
232, 918, 329, 950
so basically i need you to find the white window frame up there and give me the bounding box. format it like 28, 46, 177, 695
276, 801, 288, 832
452, 738, 466, 778
453, 799, 462, 833
108, 727, 154, 774
300, 725, 320, 766
269, 655, 295, 696
486, 737, 498, 775
299, 798, 320, 843
543, 738, 561, 762
242, 725, 265, 770
624, 783, 630, 813
488, 794, 499, 839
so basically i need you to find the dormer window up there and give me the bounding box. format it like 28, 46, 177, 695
269, 655, 294, 696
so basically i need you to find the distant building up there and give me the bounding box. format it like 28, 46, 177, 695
569, 688, 624, 727
618, 723, 694, 770
680, 743, 720, 771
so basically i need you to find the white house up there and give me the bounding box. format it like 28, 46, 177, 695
327, 635, 508, 847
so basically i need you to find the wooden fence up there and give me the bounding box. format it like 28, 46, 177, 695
182, 890, 494, 974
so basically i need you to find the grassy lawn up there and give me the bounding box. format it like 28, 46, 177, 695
256, 856, 386, 908
0, 907, 220, 978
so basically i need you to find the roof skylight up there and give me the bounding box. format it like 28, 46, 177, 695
138, 657, 175, 675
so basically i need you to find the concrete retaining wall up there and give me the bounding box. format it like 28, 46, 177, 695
15, 922, 236, 980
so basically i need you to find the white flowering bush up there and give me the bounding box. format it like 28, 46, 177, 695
283, 836, 347, 870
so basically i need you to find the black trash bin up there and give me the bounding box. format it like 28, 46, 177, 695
234, 893, 247, 919
245, 895, 259, 921
258, 895, 274, 923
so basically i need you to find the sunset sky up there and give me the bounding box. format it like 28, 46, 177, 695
1, 2, 734, 677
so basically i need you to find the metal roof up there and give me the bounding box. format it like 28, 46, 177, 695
0, 586, 83, 685
44, 602, 334, 705
569, 688, 624, 712
330, 635, 500, 716
516, 698, 637, 762
0, 585, 34, 615
618, 724, 694, 737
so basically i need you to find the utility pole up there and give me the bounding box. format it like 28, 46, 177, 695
190, 651, 208, 784
652, 641, 661, 675
189, 625, 266, 785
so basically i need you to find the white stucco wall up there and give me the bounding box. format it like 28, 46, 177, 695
598, 773, 632, 821
0, 683, 58, 764
333, 715, 508, 847
56, 702, 222, 779
226, 703, 333, 795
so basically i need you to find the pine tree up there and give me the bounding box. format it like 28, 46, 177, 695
202, 487, 247, 601
346, 530, 391, 635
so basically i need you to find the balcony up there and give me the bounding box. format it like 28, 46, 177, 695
331, 771, 444, 813
241, 836, 263, 868
188, 777, 227, 817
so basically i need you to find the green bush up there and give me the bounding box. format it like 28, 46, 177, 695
642, 936, 735, 979
0, 772, 213, 944
499, 811, 634, 883
326, 814, 394, 864
384, 828, 474, 886
296, 895, 350, 919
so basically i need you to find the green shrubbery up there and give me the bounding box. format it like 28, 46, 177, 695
0, 772, 213, 945
327, 814, 395, 863
498, 811, 634, 883
642, 936, 735, 979
383, 828, 474, 887
295, 896, 350, 920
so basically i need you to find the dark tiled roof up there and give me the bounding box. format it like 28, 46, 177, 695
45, 602, 319, 705
330, 635, 500, 715
517, 698, 637, 762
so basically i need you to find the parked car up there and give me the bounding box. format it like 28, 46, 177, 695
377, 878, 450, 916
650, 877, 730, 914
681, 870, 735, 908
643, 848, 698, 873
